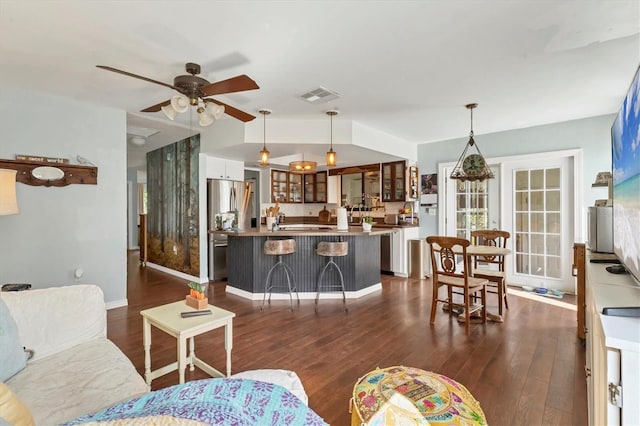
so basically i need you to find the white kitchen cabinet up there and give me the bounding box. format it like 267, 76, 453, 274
584, 254, 640, 425
391, 226, 419, 276
206, 156, 244, 181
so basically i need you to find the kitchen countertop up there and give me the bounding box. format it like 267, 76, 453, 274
211, 225, 394, 237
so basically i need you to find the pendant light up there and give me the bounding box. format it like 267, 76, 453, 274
258, 108, 271, 166
289, 153, 317, 174
326, 110, 338, 167
450, 103, 495, 182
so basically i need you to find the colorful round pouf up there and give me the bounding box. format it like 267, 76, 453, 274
350, 366, 487, 426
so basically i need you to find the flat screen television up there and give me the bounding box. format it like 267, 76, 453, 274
611, 64, 640, 284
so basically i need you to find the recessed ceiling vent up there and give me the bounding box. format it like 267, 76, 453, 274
300, 87, 340, 104
127, 125, 159, 138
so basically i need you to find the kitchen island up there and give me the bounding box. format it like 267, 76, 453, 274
212, 225, 393, 300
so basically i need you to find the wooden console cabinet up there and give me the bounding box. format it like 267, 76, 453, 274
573, 243, 586, 339
584, 253, 640, 425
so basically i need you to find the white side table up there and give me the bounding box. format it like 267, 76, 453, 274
140, 301, 235, 386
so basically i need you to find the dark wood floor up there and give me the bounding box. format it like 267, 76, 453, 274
107, 251, 587, 425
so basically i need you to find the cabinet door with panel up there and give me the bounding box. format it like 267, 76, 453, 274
382, 160, 407, 202
288, 173, 302, 203
304, 172, 327, 203
315, 172, 327, 203
271, 170, 288, 203
304, 174, 315, 203
206, 157, 244, 180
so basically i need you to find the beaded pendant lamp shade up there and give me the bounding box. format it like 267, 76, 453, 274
450, 103, 495, 182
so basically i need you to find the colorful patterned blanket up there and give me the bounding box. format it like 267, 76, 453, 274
62, 378, 327, 426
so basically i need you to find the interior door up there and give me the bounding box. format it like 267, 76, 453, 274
444, 166, 500, 239
503, 156, 574, 292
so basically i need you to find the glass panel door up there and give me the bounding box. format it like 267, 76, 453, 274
382, 163, 392, 201
304, 174, 315, 203
393, 162, 405, 200
514, 167, 562, 279
316, 172, 327, 203
288, 173, 302, 203
445, 166, 499, 239
454, 179, 489, 239
271, 170, 287, 203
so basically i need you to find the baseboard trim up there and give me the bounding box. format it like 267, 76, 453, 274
106, 299, 128, 310
224, 283, 382, 300
145, 262, 205, 283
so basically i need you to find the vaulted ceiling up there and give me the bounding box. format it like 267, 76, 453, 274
1, 1, 638, 168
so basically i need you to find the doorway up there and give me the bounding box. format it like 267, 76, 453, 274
439, 150, 582, 293
503, 155, 575, 292
444, 166, 500, 239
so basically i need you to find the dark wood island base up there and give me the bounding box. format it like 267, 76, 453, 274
218, 227, 391, 300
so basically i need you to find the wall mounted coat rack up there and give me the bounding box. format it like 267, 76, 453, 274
0, 159, 98, 187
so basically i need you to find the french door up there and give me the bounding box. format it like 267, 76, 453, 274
440, 151, 579, 293
503, 156, 574, 292
445, 166, 500, 239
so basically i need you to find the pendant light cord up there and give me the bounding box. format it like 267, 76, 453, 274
330, 113, 333, 150
263, 111, 266, 149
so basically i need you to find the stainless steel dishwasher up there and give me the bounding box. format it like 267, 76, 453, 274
380, 233, 392, 273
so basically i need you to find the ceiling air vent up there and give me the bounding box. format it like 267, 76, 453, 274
300, 87, 340, 104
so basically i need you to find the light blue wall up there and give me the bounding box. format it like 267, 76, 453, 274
417, 114, 614, 239
0, 86, 127, 304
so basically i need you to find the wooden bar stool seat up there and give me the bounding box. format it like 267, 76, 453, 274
261, 239, 299, 311
315, 241, 348, 312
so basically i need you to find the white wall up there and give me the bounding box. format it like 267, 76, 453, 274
417, 114, 614, 239
0, 86, 127, 305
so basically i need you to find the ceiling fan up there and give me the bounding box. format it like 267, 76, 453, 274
96, 62, 259, 123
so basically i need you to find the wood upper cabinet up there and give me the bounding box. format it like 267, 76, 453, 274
271, 170, 288, 203
304, 172, 327, 203
288, 173, 302, 203
382, 160, 406, 202
272, 170, 327, 203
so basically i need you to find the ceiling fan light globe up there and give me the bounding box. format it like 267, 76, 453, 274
206, 103, 225, 120
161, 104, 177, 120
198, 110, 215, 127
170, 94, 189, 113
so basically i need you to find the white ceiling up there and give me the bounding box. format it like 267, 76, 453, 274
1, 1, 639, 169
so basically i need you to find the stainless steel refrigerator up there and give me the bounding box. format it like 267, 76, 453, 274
207, 179, 252, 281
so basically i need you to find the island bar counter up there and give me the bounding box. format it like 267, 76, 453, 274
213, 226, 393, 299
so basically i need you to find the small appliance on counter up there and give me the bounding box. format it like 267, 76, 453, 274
588, 206, 613, 253
384, 214, 398, 225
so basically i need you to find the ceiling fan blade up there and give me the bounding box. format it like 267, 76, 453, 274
200, 74, 259, 96
141, 99, 170, 113
96, 65, 177, 90
204, 99, 256, 122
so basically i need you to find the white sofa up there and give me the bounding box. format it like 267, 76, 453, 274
1, 285, 149, 425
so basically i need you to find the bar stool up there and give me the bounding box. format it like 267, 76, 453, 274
315, 241, 348, 312
261, 239, 299, 311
